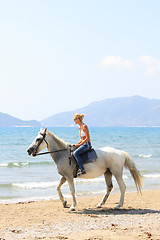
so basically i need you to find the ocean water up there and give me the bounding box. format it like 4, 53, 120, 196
0, 127, 160, 204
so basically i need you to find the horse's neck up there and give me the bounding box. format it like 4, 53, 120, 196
46, 132, 68, 151
45, 132, 69, 164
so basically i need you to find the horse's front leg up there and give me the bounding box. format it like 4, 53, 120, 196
57, 176, 67, 208
66, 176, 77, 211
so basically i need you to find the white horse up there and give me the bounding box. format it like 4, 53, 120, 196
27, 128, 143, 211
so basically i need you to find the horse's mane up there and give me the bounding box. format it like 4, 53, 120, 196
47, 131, 69, 148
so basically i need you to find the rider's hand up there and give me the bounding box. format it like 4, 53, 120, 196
71, 144, 76, 151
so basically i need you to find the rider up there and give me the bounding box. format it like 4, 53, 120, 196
73, 113, 91, 176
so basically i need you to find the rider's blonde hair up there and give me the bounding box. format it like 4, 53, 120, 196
74, 113, 85, 122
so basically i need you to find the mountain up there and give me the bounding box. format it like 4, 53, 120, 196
0, 112, 41, 127
41, 95, 160, 127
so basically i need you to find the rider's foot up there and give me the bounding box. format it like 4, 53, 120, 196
77, 169, 86, 176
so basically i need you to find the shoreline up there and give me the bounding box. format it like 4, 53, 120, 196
0, 185, 160, 205
0, 189, 159, 240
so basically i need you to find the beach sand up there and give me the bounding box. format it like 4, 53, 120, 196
0, 190, 159, 240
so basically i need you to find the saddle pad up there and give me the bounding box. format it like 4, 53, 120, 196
80, 148, 97, 164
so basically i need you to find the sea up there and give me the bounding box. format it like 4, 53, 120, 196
0, 127, 160, 204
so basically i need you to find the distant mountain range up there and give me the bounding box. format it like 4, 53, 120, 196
0, 112, 41, 127
1, 96, 160, 127
41, 95, 160, 127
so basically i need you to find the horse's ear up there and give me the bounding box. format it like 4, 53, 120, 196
44, 127, 47, 133
39, 128, 43, 134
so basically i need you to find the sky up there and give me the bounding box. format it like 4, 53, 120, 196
0, 0, 160, 121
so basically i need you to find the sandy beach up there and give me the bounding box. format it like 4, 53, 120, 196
0, 190, 159, 240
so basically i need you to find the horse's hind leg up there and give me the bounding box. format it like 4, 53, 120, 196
57, 176, 67, 208
97, 169, 113, 208
114, 174, 126, 209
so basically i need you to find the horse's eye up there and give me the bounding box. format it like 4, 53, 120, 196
36, 138, 42, 142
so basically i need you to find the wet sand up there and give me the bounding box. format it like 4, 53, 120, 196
0, 190, 160, 240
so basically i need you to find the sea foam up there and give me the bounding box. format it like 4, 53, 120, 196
138, 154, 152, 158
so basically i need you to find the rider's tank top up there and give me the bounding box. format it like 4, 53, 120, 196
80, 123, 86, 137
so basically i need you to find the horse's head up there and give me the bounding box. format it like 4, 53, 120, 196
27, 128, 48, 157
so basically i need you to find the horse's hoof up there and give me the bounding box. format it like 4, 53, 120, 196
63, 200, 67, 208
114, 205, 121, 210
69, 206, 76, 211
96, 204, 102, 208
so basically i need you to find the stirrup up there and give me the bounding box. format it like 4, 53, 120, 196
77, 170, 86, 176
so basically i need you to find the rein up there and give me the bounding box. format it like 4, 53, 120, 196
36, 148, 68, 156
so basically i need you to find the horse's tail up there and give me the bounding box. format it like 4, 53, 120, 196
121, 151, 143, 194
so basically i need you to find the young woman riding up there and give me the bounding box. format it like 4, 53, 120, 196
73, 113, 91, 176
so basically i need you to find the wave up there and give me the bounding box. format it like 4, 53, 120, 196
11, 180, 104, 189
138, 154, 152, 158
0, 175, 128, 190
0, 193, 76, 204
13, 176, 129, 189
12, 181, 59, 189
0, 195, 60, 204
0, 183, 13, 188
143, 174, 160, 178
0, 174, 159, 191
0, 155, 153, 168
0, 161, 54, 168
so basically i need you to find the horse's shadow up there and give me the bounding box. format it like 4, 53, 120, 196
72, 207, 160, 216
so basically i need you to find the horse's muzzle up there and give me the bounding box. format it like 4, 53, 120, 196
27, 147, 37, 157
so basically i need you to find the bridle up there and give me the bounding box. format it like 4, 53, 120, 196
35, 132, 70, 156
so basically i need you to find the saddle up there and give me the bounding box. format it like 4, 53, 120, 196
79, 148, 97, 164
69, 147, 97, 178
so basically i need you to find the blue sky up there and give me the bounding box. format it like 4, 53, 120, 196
0, 0, 160, 120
